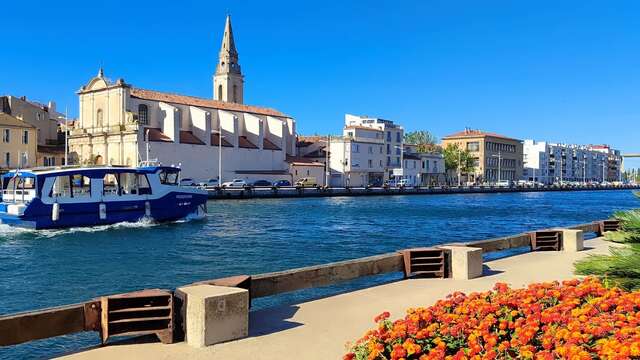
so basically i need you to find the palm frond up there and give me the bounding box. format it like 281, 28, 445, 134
575, 244, 640, 290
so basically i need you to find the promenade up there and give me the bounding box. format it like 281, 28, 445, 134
60, 237, 617, 360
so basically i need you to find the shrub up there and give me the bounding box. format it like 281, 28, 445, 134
575, 244, 640, 290
344, 278, 640, 360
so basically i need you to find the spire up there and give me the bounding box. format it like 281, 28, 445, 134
215, 15, 241, 76
97, 67, 104, 78
221, 15, 237, 56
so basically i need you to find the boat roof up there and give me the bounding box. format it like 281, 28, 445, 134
2, 165, 181, 178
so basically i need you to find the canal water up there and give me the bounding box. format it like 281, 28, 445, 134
1, 190, 638, 359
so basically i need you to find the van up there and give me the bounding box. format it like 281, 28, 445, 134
295, 177, 317, 187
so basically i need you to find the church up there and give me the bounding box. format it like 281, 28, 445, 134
69, 16, 297, 183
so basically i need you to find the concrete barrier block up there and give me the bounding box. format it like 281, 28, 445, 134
561, 229, 584, 252
439, 246, 483, 280
178, 284, 249, 348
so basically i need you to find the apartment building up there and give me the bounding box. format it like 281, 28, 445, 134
344, 114, 404, 179
0, 113, 37, 170
327, 126, 386, 187
0, 95, 68, 167
523, 140, 622, 184
441, 129, 523, 184
404, 145, 446, 186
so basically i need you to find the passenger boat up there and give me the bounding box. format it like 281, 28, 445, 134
0, 165, 208, 229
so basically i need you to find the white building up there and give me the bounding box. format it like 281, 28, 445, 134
68, 16, 297, 184
404, 145, 446, 186
344, 114, 404, 180
327, 126, 386, 187
523, 140, 622, 184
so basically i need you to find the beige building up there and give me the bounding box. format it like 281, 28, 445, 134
441, 129, 523, 184
68, 16, 297, 183
0, 113, 37, 170
0, 95, 67, 167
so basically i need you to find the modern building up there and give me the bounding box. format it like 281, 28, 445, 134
344, 114, 404, 180
0, 95, 68, 167
0, 113, 37, 171
523, 140, 622, 184
68, 16, 297, 183
327, 126, 386, 187
441, 129, 523, 184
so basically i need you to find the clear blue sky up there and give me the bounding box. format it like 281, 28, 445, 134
1, 0, 639, 167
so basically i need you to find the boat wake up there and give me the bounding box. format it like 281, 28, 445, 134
0, 215, 202, 240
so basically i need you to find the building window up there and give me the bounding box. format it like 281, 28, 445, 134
96, 109, 104, 128
467, 142, 480, 152
233, 84, 238, 102
4, 152, 9, 166
2, 129, 9, 143
368, 159, 373, 168
22, 130, 29, 144
218, 85, 223, 101
138, 104, 149, 125
387, 131, 391, 141
368, 146, 373, 154
20, 152, 27, 167
396, 132, 401, 142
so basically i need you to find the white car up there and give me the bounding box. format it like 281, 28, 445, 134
221, 179, 247, 188
495, 180, 511, 187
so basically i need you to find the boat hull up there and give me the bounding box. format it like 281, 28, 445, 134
0, 192, 208, 230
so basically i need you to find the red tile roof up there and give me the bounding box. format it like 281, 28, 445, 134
442, 129, 520, 141
211, 133, 233, 147
180, 131, 205, 145
130, 88, 287, 117
146, 128, 172, 142
263, 138, 281, 150
238, 136, 258, 149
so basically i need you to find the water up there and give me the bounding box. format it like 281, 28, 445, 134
1, 190, 638, 359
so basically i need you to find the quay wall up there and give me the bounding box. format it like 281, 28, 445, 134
207, 184, 640, 200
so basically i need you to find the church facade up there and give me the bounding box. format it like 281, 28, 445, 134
68, 16, 296, 183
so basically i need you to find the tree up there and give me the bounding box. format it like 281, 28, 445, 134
404, 131, 438, 153
442, 143, 476, 185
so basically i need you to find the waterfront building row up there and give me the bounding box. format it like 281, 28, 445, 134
522, 140, 622, 184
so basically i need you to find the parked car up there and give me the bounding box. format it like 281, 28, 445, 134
273, 179, 291, 187
369, 179, 383, 187
179, 178, 197, 186
221, 179, 247, 188
495, 180, 511, 187
252, 180, 272, 187
385, 178, 409, 187
197, 178, 219, 188
295, 177, 317, 187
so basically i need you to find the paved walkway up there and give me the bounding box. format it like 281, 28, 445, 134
61, 237, 616, 360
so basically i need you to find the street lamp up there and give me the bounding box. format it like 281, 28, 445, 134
490, 150, 502, 184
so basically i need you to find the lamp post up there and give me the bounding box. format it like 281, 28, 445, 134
491, 150, 502, 184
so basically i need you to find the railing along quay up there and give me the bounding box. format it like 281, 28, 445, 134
0, 219, 622, 348
206, 184, 640, 200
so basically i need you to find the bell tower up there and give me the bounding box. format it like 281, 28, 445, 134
213, 15, 244, 104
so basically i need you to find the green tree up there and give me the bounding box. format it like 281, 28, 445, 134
442, 143, 475, 185
404, 131, 438, 153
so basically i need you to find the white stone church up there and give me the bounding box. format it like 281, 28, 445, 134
69, 16, 297, 183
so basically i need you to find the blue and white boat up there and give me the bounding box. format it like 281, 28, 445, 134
0, 165, 208, 229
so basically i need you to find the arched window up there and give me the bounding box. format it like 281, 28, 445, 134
232, 84, 237, 102
96, 109, 103, 128
138, 104, 148, 125
217, 85, 223, 101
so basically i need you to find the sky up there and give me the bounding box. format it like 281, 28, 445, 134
1, 0, 639, 167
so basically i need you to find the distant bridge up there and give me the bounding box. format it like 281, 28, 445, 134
623, 154, 640, 158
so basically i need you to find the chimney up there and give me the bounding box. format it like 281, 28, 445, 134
48, 101, 56, 115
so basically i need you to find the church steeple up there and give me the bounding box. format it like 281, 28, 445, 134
213, 15, 244, 103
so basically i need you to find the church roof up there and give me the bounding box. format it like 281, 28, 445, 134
130, 88, 288, 118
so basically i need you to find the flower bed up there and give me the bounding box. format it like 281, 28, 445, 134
344, 278, 640, 360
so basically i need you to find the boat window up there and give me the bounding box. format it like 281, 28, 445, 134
119, 172, 152, 195
159, 169, 179, 186
103, 173, 119, 196
51, 176, 72, 198
71, 175, 91, 198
